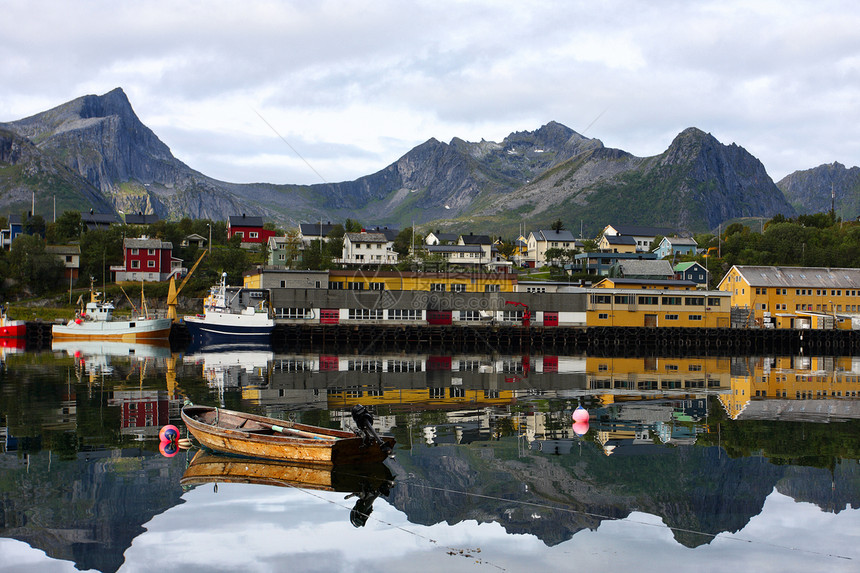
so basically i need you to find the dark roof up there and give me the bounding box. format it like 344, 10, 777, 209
609, 224, 677, 237
460, 234, 492, 245
534, 229, 576, 242
604, 235, 637, 245
426, 232, 459, 245
299, 223, 338, 236
82, 213, 119, 228
425, 245, 483, 253
365, 226, 400, 241
124, 213, 160, 225
345, 232, 389, 243
228, 214, 264, 227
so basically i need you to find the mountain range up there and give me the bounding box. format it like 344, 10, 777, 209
0, 88, 855, 237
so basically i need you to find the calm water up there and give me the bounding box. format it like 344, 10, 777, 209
0, 342, 859, 573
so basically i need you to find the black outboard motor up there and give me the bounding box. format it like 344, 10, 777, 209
351, 404, 392, 456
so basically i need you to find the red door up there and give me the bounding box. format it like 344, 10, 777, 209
320, 309, 340, 324
427, 310, 452, 325
543, 312, 559, 327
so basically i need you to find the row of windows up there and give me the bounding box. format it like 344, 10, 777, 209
129, 248, 158, 255
592, 295, 721, 306
130, 260, 159, 269
329, 282, 501, 292
754, 286, 860, 297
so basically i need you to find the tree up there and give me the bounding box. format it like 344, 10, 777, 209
393, 227, 415, 257
9, 234, 64, 294
344, 218, 362, 233
47, 211, 83, 244
550, 219, 564, 232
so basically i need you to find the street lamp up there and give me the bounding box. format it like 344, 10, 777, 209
206, 223, 212, 254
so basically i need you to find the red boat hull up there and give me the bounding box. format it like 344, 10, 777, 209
0, 322, 25, 338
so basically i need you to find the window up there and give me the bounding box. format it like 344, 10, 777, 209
389, 309, 420, 320
502, 310, 524, 321
662, 296, 681, 305
614, 295, 631, 304
451, 283, 466, 292
249, 232, 258, 239
598, 313, 609, 320
388, 360, 421, 372
485, 284, 500, 292
147, 260, 156, 268
430, 283, 446, 292
689, 364, 702, 371
148, 249, 155, 255
369, 282, 385, 291
131, 248, 139, 255
665, 314, 679, 320
685, 297, 704, 306
707, 297, 721, 307
349, 282, 364, 290
348, 308, 383, 320
459, 310, 482, 321
591, 294, 611, 304
526, 286, 546, 293
329, 282, 344, 290
638, 296, 659, 305
689, 315, 703, 321
275, 307, 309, 319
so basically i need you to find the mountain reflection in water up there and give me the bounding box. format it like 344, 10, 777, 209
0, 345, 858, 572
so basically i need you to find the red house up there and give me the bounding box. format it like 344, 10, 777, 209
111, 237, 183, 282
228, 214, 276, 246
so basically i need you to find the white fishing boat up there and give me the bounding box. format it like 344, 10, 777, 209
183, 273, 274, 346
52, 281, 173, 342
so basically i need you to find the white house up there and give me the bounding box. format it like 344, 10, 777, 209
600, 224, 678, 253
341, 232, 398, 265
527, 229, 578, 266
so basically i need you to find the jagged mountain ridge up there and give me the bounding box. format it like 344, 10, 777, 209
777, 162, 860, 220
0, 87, 810, 233
467, 127, 797, 235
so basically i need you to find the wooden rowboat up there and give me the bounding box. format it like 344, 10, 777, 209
180, 450, 396, 527
181, 404, 395, 465
180, 450, 395, 492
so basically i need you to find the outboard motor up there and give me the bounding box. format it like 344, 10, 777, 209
351, 404, 392, 456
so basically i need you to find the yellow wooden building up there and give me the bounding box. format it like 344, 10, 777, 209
720, 356, 860, 419
327, 270, 516, 293
718, 265, 860, 329
586, 288, 731, 327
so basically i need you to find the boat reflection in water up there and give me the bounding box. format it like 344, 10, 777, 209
183, 344, 273, 405
181, 450, 395, 527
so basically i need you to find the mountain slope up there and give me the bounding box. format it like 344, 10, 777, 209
0, 88, 288, 222
0, 126, 113, 216
1, 88, 802, 235
464, 128, 796, 236
777, 162, 860, 220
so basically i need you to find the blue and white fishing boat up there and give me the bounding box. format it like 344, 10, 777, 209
183, 273, 274, 345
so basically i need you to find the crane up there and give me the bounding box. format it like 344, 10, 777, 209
167, 250, 208, 321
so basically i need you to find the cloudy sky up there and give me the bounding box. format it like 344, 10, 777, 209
1, 1, 858, 186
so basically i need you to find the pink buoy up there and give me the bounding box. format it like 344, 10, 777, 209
572, 406, 589, 423
573, 420, 589, 436
159, 440, 178, 457
159, 424, 180, 443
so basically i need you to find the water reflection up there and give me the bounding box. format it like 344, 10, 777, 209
0, 344, 858, 572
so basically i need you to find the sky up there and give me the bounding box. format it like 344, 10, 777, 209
0, 486, 857, 572
1, 1, 859, 187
